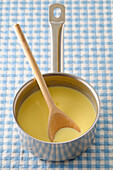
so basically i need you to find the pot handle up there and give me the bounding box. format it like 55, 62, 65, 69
49, 3, 65, 72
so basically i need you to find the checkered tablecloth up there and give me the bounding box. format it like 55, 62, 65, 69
0, 0, 113, 169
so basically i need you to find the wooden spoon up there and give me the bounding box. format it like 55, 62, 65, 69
14, 24, 81, 142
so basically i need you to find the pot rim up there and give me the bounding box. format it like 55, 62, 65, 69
13, 72, 100, 145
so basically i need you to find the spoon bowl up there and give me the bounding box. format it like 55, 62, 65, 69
48, 106, 80, 141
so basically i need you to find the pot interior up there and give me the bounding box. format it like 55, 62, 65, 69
13, 73, 100, 124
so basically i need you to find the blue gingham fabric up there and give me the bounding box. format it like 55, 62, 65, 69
0, 0, 113, 169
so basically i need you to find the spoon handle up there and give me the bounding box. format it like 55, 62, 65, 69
14, 24, 55, 111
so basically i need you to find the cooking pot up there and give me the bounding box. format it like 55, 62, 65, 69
13, 3, 100, 161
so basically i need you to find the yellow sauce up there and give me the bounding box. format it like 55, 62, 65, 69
17, 86, 96, 142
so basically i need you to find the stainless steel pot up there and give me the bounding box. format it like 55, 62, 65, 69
13, 3, 100, 161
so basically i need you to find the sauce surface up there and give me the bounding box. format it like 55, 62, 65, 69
17, 86, 96, 142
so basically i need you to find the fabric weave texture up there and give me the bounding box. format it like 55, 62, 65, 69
0, 0, 113, 169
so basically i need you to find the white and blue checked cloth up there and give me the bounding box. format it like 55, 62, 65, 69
0, 0, 113, 169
